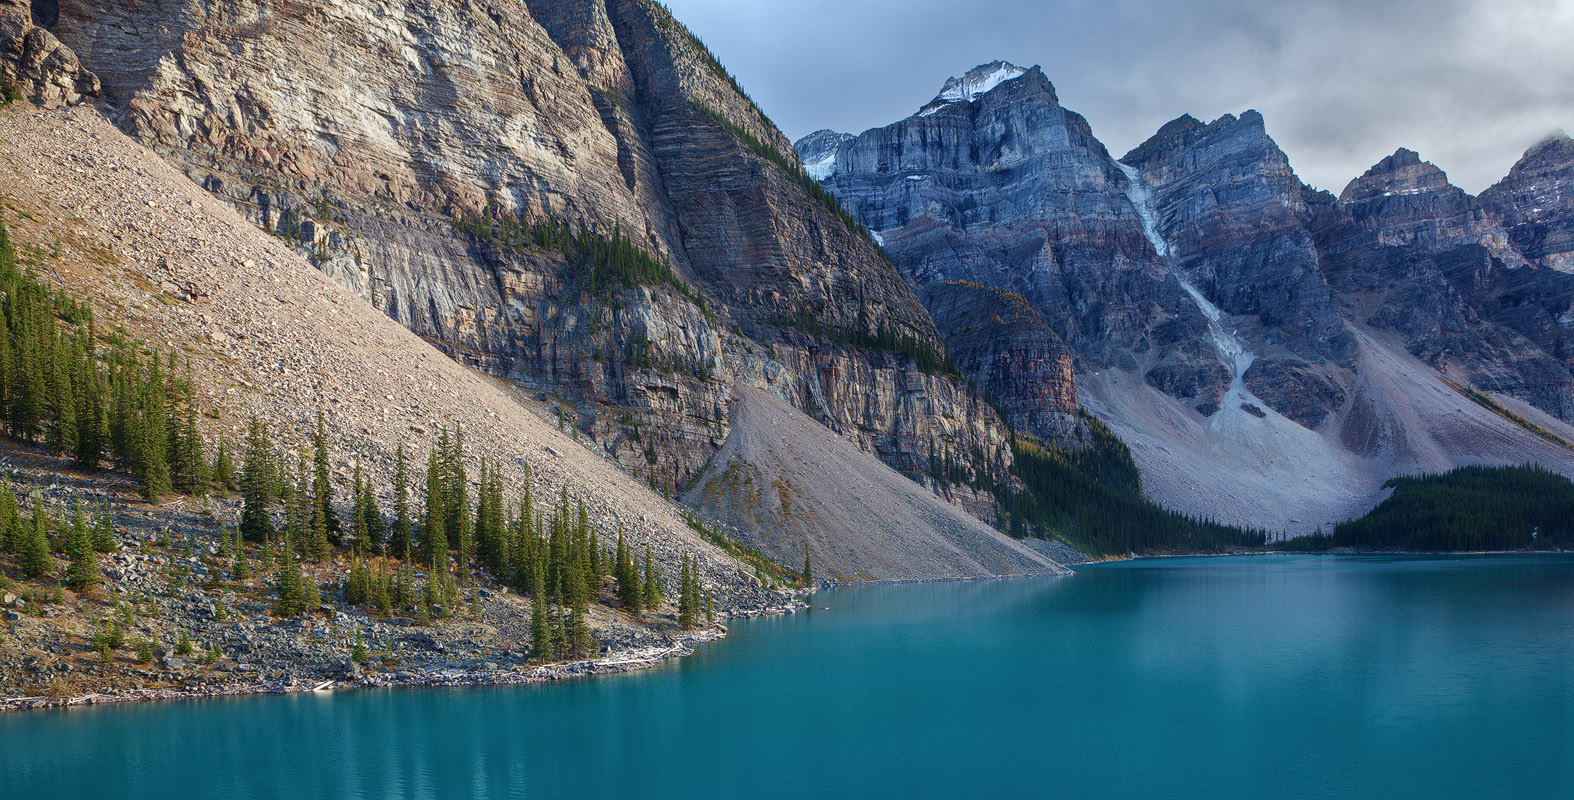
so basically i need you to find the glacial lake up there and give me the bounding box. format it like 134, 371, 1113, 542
3, 554, 1572, 798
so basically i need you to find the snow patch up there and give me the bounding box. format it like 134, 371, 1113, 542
936, 63, 1027, 103
1178, 277, 1255, 394
805, 152, 837, 181
1115, 161, 1169, 257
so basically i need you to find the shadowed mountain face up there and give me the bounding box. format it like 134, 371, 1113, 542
800, 62, 1574, 532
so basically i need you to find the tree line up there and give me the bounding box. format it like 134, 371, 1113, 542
1323, 464, 1574, 551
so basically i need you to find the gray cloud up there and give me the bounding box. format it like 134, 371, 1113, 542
663, 0, 1573, 193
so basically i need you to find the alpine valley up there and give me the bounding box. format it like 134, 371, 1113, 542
0, 0, 1571, 714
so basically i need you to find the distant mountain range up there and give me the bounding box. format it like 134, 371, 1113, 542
796, 61, 1574, 532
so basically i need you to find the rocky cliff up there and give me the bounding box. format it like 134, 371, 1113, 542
800, 62, 1574, 533
22, 0, 1025, 577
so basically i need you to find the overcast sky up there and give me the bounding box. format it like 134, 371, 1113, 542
662, 0, 1573, 194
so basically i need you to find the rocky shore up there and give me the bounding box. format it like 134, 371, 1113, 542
1, 623, 814, 713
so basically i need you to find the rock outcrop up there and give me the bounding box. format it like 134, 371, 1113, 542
0, 0, 97, 106
1480, 134, 1574, 273
1338, 148, 1522, 264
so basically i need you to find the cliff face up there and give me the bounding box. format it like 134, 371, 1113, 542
800, 64, 1168, 442
38, 0, 1020, 575
1120, 111, 1353, 428
1479, 134, 1574, 273
800, 61, 1574, 533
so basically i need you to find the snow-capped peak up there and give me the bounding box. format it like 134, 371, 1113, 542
935, 61, 1027, 103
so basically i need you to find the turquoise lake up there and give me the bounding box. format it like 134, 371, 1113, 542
3, 554, 1572, 798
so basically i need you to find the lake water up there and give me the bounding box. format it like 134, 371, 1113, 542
4, 554, 1572, 798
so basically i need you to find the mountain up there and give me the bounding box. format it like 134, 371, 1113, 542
2, 2, 1060, 579
799, 62, 1574, 533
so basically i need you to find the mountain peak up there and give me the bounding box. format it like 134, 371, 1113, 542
935, 61, 1029, 103
1339, 147, 1456, 203
917, 61, 1043, 116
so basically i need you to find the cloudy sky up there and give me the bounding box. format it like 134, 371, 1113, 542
662, 0, 1573, 194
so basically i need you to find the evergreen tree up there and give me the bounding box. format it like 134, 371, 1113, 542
390, 441, 413, 560
350, 462, 368, 552
642, 544, 660, 611
231, 527, 249, 580
91, 504, 116, 553
239, 416, 275, 542
678, 553, 697, 629
0, 479, 17, 553
803, 545, 813, 587
372, 561, 393, 618
421, 443, 446, 563
172, 405, 209, 496
530, 592, 554, 662
17, 494, 51, 579
212, 436, 238, 493
64, 501, 98, 592
310, 409, 340, 546
566, 604, 591, 659
135, 355, 172, 502
359, 467, 384, 553
614, 527, 640, 610
273, 538, 305, 617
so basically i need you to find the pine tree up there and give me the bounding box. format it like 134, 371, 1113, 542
239, 416, 275, 542
352, 630, 368, 665
65, 501, 98, 593
231, 527, 250, 580
0, 479, 17, 553
345, 559, 371, 605
530, 592, 554, 662
172, 405, 208, 496
678, 553, 696, 629
273, 538, 305, 617
421, 443, 446, 563
615, 527, 640, 610
18, 494, 51, 579
350, 462, 368, 552
803, 544, 813, 587
372, 561, 392, 618
310, 409, 339, 548
212, 436, 237, 493
642, 544, 660, 611
566, 604, 591, 659
391, 441, 413, 560
91, 504, 116, 553
135, 356, 172, 502
359, 469, 384, 553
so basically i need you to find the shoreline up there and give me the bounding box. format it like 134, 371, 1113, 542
0, 628, 733, 714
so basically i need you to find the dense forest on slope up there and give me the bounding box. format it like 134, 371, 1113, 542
1317, 465, 1574, 551
999, 414, 1269, 556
